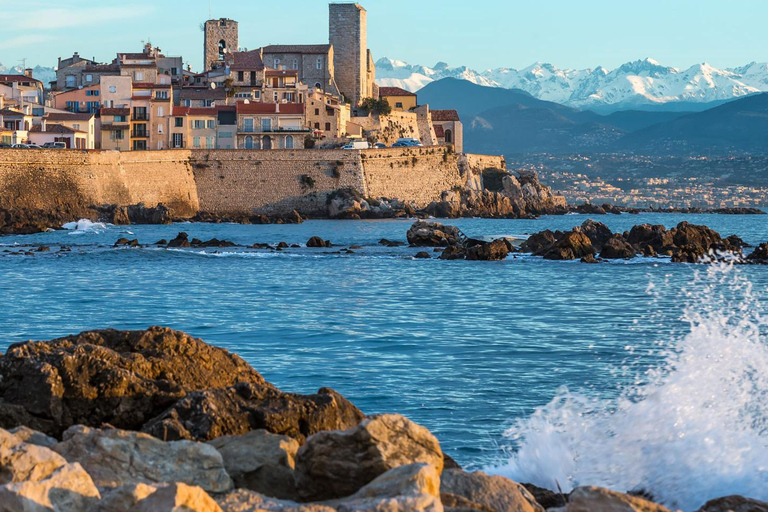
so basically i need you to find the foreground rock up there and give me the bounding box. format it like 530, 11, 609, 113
466, 239, 510, 261
697, 495, 768, 512
441, 469, 544, 512
96, 482, 222, 512
550, 486, 670, 512
97, 203, 173, 225
408, 221, 463, 247
538, 231, 595, 261
0, 327, 364, 442
295, 414, 444, 501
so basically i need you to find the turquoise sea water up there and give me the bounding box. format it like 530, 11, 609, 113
1, 213, 767, 510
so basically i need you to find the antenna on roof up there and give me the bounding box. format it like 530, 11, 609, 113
208, 0, 212, 19
18, 58, 27, 69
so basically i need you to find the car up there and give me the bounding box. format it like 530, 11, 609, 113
373, 143, 388, 149
11, 144, 30, 149
391, 141, 409, 148
26, 144, 42, 149
0, 143, 11, 149
394, 138, 424, 147
341, 141, 371, 150
42, 142, 66, 149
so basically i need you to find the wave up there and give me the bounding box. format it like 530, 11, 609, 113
62, 219, 108, 234
488, 263, 768, 511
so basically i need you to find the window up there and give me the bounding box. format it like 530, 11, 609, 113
206, 137, 214, 149
73, 124, 80, 131
86, 90, 99, 96
172, 133, 183, 148
314, 82, 322, 90
85, 74, 93, 83
135, 72, 144, 81
65, 75, 76, 88
395, 102, 403, 108
219, 132, 232, 138
244, 135, 253, 149
218, 40, 227, 57
261, 118, 271, 132
254, 91, 261, 100
285, 135, 294, 149
238, 71, 244, 81
115, 115, 126, 122
157, 106, 164, 117
109, 86, 117, 93
445, 129, 453, 143
314, 122, 320, 129
113, 130, 124, 140
243, 118, 254, 133
292, 59, 298, 70
273, 92, 278, 102
315, 109, 320, 116
175, 117, 183, 127
171, 68, 178, 76
193, 137, 201, 148
156, 91, 168, 99
274, 59, 280, 68
32, 108, 44, 116
207, 120, 216, 129
194, 120, 204, 129
325, 122, 331, 131
316, 57, 323, 70
183, 99, 192, 107
158, 124, 164, 134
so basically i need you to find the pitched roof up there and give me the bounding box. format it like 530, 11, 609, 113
178, 88, 228, 100
172, 106, 218, 116
261, 44, 331, 55
31, 123, 84, 134
0, 108, 25, 116
379, 86, 415, 97
101, 108, 130, 116
45, 113, 94, 122
431, 109, 460, 121
236, 102, 305, 115
227, 50, 265, 71
0, 75, 42, 84
83, 64, 120, 73
433, 125, 445, 137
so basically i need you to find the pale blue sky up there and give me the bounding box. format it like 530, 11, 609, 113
0, 0, 766, 71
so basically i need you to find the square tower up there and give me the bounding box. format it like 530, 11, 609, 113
329, 3, 369, 106
204, 18, 239, 71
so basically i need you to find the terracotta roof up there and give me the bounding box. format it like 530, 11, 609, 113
379, 86, 415, 97
217, 105, 236, 112
227, 50, 265, 71
433, 125, 445, 137
0, 75, 42, 84
118, 53, 155, 60
45, 113, 94, 122
261, 44, 331, 55
236, 102, 304, 115
431, 109, 460, 122
0, 108, 24, 116
179, 88, 227, 100
120, 64, 156, 68
172, 106, 218, 116
133, 83, 171, 89
30, 124, 84, 134
83, 64, 119, 73
101, 108, 130, 115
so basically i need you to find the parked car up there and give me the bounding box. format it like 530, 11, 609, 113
42, 142, 66, 149
342, 141, 371, 150
11, 144, 30, 149
374, 142, 388, 149
0, 143, 11, 149
26, 144, 42, 149
394, 138, 424, 147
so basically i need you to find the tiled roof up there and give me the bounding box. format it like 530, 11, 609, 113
118, 53, 154, 60
236, 102, 305, 115
379, 87, 415, 97
0, 108, 24, 116
31, 124, 84, 134
178, 88, 228, 100
227, 50, 265, 71
433, 125, 445, 137
0, 75, 42, 84
83, 64, 120, 73
172, 107, 218, 116
45, 113, 94, 121
133, 83, 172, 89
101, 108, 130, 116
261, 44, 331, 55
431, 109, 460, 121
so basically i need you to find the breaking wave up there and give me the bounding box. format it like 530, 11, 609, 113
490, 263, 768, 511
62, 219, 108, 234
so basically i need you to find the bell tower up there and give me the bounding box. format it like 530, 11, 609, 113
329, 3, 368, 106
204, 18, 239, 71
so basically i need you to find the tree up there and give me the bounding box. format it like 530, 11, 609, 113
360, 97, 392, 116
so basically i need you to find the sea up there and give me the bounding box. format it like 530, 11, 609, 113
1, 212, 767, 511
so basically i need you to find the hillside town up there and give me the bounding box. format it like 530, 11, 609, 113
0, 3, 462, 153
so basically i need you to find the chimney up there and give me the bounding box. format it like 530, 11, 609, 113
24, 68, 33, 78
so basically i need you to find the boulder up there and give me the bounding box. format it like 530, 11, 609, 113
551, 486, 670, 512
208, 429, 299, 500
8, 426, 57, 448
466, 240, 510, 261
168, 232, 192, 248
0, 429, 68, 485
748, 243, 768, 262
415, 252, 432, 259
216, 489, 335, 512
600, 235, 636, 259
114, 238, 140, 247
407, 221, 462, 247
626, 224, 675, 254
539, 231, 595, 261
97, 482, 223, 512
0, 462, 100, 512
440, 247, 467, 260
308, 237, 332, 248
697, 495, 768, 512
520, 230, 556, 253
579, 220, 613, 251
295, 414, 444, 501
52, 426, 232, 493
440, 469, 543, 512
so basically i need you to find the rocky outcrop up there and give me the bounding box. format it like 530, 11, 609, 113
550, 486, 671, 512
307, 237, 333, 248
0, 207, 86, 235
748, 243, 768, 262
697, 495, 768, 512
96, 203, 173, 225
466, 240, 510, 261
440, 469, 544, 512
295, 414, 444, 501
191, 210, 305, 225
600, 235, 636, 259
579, 220, 613, 251
408, 221, 463, 247
538, 231, 595, 261
520, 230, 557, 253
0, 327, 363, 442
96, 482, 223, 512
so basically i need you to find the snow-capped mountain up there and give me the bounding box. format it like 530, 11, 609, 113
0, 63, 56, 85
376, 57, 768, 110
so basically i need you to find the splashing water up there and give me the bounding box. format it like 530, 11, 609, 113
62, 219, 108, 234
490, 263, 768, 511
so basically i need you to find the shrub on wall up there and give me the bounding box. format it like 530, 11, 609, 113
300, 174, 315, 190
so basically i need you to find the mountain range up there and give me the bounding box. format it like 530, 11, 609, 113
0, 63, 56, 85
376, 57, 768, 112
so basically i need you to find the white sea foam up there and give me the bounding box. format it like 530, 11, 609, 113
489, 263, 768, 511
62, 219, 107, 234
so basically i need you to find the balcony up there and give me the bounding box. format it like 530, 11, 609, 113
131, 130, 149, 138
132, 113, 149, 121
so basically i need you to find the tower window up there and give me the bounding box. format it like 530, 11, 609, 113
316, 57, 323, 69
219, 40, 227, 58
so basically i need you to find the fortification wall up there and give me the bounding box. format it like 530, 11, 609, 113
0, 149, 199, 216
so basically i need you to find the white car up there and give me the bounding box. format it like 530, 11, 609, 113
342, 141, 371, 150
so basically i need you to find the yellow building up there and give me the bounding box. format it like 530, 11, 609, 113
379, 86, 417, 112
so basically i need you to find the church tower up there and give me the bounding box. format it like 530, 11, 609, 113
329, 3, 372, 106
204, 18, 239, 71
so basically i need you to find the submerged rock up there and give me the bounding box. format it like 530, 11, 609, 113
407, 221, 463, 247
307, 237, 332, 248
466, 240, 510, 261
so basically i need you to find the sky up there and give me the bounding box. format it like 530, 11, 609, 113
1, 0, 767, 72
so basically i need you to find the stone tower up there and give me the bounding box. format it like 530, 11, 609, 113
329, 3, 372, 106
204, 18, 239, 71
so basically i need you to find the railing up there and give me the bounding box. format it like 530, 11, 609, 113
133, 113, 149, 121
131, 130, 149, 138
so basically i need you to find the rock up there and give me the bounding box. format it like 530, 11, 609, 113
197, 239, 237, 248
539, 231, 595, 261
626, 224, 675, 255
0, 327, 266, 437
670, 222, 723, 262
216, 489, 335, 512
142, 385, 363, 444
208, 429, 299, 500
440, 247, 467, 260
307, 237, 332, 248
277, 242, 289, 249
114, 237, 140, 247
578, 220, 613, 251
697, 495, 768, 512
155, 239, 168, 245
520, 230, 556, 253
747, 243, 768, 262
295, 414, 444, 501
415, 252, 432, 259
466, 240, 509, 261
600, 235, 636, 259
52, 426, 232, 493
8, 426, 57, 448
0, 428, 68, 484
97, 482, 223, 512
440, 469, 543, 512
552, 486, 670, 512
442, 492, 495, 511
0, 462, 100, 511
168, 232, 192, 248
407, 221, 462, 247
580, 254, 599, 264
0, 207, 87, 235
522, 484, 565, 510
98, 203, 173, 225
379, 239, 405, 247
570, 203, 606, 215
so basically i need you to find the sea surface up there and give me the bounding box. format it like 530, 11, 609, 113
1, 213, 767, 511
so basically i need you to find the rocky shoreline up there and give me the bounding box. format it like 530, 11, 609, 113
0, 327, 761, 511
